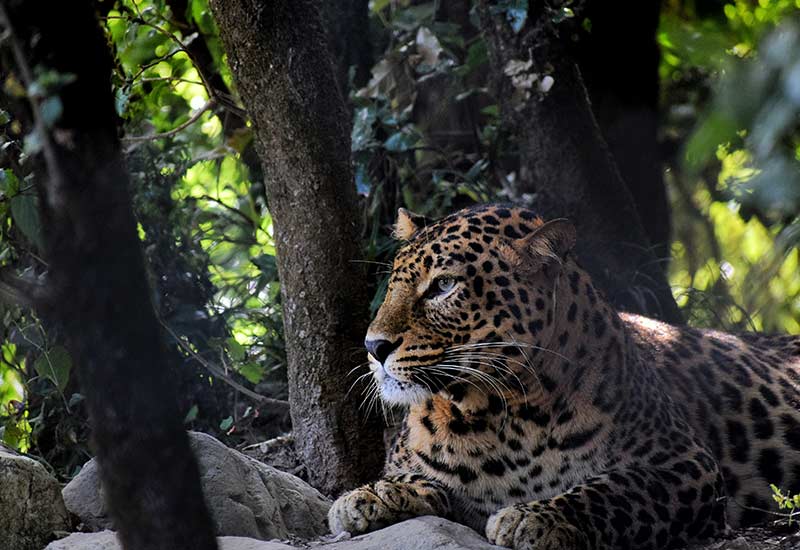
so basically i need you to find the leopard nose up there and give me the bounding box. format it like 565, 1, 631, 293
365, 338, 402, 364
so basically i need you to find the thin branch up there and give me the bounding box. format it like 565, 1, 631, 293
198, 194, 256, 226
139, 76, 205, 86
160, 319, 288, 408
104, 12, 246, 118
122, 99, 215, 143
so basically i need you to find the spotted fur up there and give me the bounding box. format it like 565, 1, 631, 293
328, 205, 800, 550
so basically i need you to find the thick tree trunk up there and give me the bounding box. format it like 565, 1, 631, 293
209, 0, 385, 494
1, 2, 218, 549
575, 0, 671, 261
479, 1, 682, 324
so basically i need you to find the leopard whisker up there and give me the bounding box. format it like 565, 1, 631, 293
346, 370, 376, 398
347, 361, 372, 377
421, 366, 489, 399
431, 363, 513, 419
442, 353, 529, 397
446, 341, 572, 364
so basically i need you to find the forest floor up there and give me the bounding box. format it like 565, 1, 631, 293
687, 524, 800, 550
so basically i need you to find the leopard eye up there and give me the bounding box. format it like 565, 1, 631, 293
429, 276, 456, 298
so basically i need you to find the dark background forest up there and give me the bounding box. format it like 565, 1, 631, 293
1, 0, 799, 512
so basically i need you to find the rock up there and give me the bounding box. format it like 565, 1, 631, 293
42, 516, 800, 550
62, 459, 111, 531
62, 431, 330, 540
317, 516, 504, 550
241, 435, 306, 480
45, 531, 295, 550
0, 444, 71, 550
45, 517, 503, 550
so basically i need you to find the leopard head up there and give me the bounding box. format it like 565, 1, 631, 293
366, 205, 576, 405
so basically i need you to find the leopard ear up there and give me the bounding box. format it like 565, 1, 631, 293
394, 208, 430, 240
515, 218, 576, 267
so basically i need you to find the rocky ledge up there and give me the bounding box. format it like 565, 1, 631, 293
2, 432, 797, 550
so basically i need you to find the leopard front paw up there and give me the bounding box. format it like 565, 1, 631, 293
328, 486, 394, 535
486, 504, 589, 550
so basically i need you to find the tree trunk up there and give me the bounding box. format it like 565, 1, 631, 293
209, 0, 385, 495
575, 0, 671, 261
479, 1, 682, 324
1, 2, 218, 549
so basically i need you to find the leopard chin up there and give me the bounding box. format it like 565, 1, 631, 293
373, 363, 432, 406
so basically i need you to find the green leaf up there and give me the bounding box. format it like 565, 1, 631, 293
219, 416, 233, 431
0, 168, 19, 195
464, 41, 489, 74
10, 192, 44, 249
227, 338, 246, 361
184, 404, 199, 423
33, 346, 72, 392
481, 104, 499, 117
239, 362, 263, 385
370, 0, 391, 13
384, 129, 420, 152
2, 419, 26, 450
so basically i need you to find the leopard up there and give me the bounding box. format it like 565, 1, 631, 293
328, 204, 800, 550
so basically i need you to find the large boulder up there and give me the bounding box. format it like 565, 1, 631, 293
62, 431, 330, 540
0, 444, 71, 550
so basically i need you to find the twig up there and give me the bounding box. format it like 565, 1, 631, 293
104, 12, 245, 117
139, 76, 204, 86
122, 99, 215, 143
160, 319, 288, 408
198, 194, 256, 226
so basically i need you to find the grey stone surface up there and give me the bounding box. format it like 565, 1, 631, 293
62, 459, 111, 531
45, 531, 296, 550
41, 518, 800, 550
44, 517, 503, 550
319, 516, 505, 550
61, 431, 331, 540
0, 445, 71, 550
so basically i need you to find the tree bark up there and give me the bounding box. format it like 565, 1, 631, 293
575, 0, 671, 261
1, 2, 218, 549
479, 1, 682, 324
209, 0, 385, 494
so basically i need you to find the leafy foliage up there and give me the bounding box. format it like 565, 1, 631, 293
661, 1, 800, 331
771, 483, 800, 525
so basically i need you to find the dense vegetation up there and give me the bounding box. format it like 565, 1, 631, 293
1, 0, 799, 487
